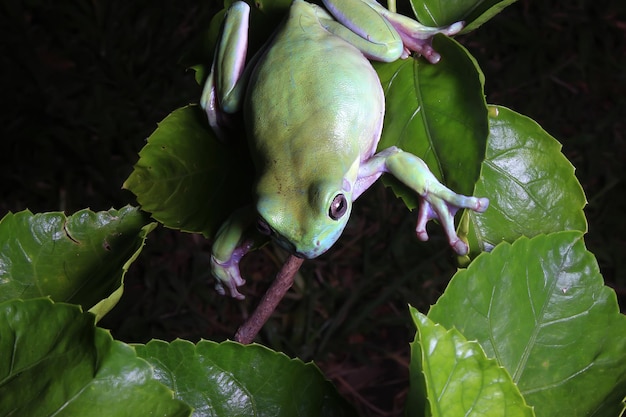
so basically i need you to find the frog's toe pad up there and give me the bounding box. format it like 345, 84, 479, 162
416, 228, 429, 242
443, 21, 464, 36
473, 197, 490, 212
214, 279, 247, 299
451, 239, 469, 256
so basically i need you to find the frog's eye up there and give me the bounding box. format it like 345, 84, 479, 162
257, 219, 272, 235
329, 194, 348, 220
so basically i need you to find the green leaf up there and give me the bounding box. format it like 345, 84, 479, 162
463, 106, 587, 254
410, 0, 519, 31
407, 307, 534, 417
0, 206, 154, 320
135, 339, 357, 417
429, 232, 626, 417
124, 105, 254, 237
0, 299, 190, 417
374, 36, 488, 207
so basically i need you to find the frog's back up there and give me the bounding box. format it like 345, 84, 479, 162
245, 0, 385, 182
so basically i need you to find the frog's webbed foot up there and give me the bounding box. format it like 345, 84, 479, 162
211, 240, 254, 300
210, 206, 261, 299
211, 259, 246, 299
415, 190, 489, 255
359, 146, 488, 256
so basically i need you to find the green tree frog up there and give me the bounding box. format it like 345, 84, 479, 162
201, 0, 489, 299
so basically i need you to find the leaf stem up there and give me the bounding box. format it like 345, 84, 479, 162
234, 255, 304, 344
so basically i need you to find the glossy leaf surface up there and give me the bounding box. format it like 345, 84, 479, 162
0, 299, 190, 417
429, 232, 626, 417
410, 0, 518, 32
0, 206, 154, 319
374, 35, 488, 207
124, 105, 254, 238
135, 339, 357, 417
407, 307, 534, 417
463, 106, 587, 253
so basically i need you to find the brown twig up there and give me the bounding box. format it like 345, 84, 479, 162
234, 255, 304, 344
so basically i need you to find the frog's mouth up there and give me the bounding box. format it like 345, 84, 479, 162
256, 221, 309, 257
274, 237, 318, 259
273, 234, 330, 260
272, 236, 298, 256
257, 217, 342, 259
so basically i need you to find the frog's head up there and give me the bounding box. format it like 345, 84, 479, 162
256, 179, 353, 259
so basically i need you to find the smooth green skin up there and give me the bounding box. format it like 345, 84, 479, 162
201, 0, 488, 299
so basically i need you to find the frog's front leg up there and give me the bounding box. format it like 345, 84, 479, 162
356, 147, 489, 255
211, 206, 268, 299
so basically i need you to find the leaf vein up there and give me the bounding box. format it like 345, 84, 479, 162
512, 239, 577, 382
485, 160, 549, 213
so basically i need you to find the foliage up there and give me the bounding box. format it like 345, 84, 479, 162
0, 298, 352, 417
428, 232, 626, 416
123, 105, 252, 237
464, 105, 587, 254
0, 299, 190, 417
135, 339, 356, 416
408, 309, 533, 417
1, 0, 624, 415
0, 206, 154, 320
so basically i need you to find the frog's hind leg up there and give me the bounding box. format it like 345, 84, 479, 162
323, 0, 463, 63
315, 0, 404, 62
201, 1, 251, 139
202, 70, 232, 140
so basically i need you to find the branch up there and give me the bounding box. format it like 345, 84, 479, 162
234, 255, 304, 344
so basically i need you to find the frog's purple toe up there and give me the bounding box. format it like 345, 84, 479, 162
225, 279, 246, 300
214, 276, 246, 299
416, 227, 429, 242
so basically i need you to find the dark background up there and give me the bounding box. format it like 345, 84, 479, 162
1, 0, 624, 415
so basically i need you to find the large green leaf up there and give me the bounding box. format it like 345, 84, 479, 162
410, 0, 519, 32
0, 299, 190, 417
429, 232, 626, 417
463, 106, 587, 254
0, 206, 154, 320
374, 35, 488, 207
135, 339, 357, 417
124, 105, 254, 237
407, 307, 534, 417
